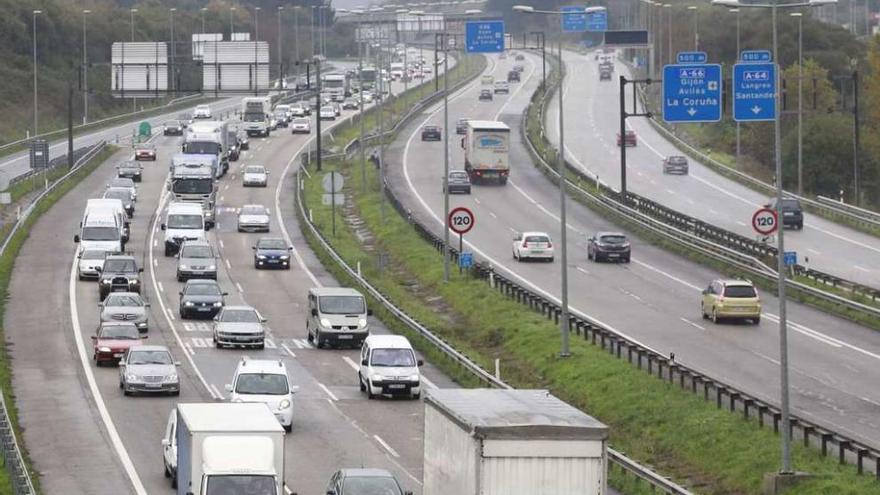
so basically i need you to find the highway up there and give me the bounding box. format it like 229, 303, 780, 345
385, 50, 880, 453
545, 49, 880, 288
6, 66, 459, 494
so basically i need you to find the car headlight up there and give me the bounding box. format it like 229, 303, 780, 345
179, 265, 188, 270
279, 255, 289, 260
126, 373, 139, 381
257, 255, 267, 260
184, 301, 194, 307
232, 398, 244, 403
320, 318, 331, 328
358, 318, 367, 328
98, 346, 111, 353
208, 265, 216, 270
129, 277, 138, 284
101, 279, 111, 284
371, 375, 384, 382
409, 375, 420, 382
278, 399, 291, 410
165, 374, 178, 383
137, 321, 147, 327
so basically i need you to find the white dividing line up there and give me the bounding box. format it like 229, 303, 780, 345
631, 259, 702, 291
373, 434, 400, 458
157, 281, 164, 293
807, 248, 822, 255
219, 239, 224, 249
342, 355, 360, 372
153, 258, 158, 267
473, 198, 481, 204
68, 254, 148, 495
862, 396, 880, 407
854, 265, 871, 273
421, 375, 438, 390
184, 343, 195, 356
281, 343, 297, 358
679, 317, 705, 331
489, 212, 497, 218
235, 282, 245, 293
318, 383, 339, 401
210, 384, 223, 399
225, 259, 232, 270
735, 220, 747, 227
153, 239, 158, 247
575, 266, 590, 275
752, 350, 781, 366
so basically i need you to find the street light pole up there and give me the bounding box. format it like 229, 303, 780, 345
732, 8, 741, 168
666, 4, 672, 65
230, 7, 236, 39
293, 6, 300, 72
311, 7, 317, 58
688, 6, 699, 51
792, 11, 804, 196
278, 7, 284, 82
201, 8, 207, 34
33, 9, 41, 137
130, 8, 137, 42
82, 10, 90, 125
170, 8, 176, 93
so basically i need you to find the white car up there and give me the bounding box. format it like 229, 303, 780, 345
291, 104, 306, 117
193, 105, 212, 119
361, 91, 374, 104
319, 106, 336, 120
512, 231, 554, 262
77, 249, 107, 280
242, 165, 269, 187
237, 204, 271, 232
358, 334, 422, 400
291, 118, 311, 134
225, 357, 298, 432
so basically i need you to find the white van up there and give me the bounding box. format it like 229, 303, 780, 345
358, 334, 422, 400
225, 357, 298, 432
160, 202, 206, 256
306, 287, 371, 348
84, 198, 128, 242
74, 211, 123, 253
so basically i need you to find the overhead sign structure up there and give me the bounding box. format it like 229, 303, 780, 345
202, 41, 270, 93
733, 61, 776, 122
448, 207, 475, 235
111, 42, 169, 97
192, 33, 222, 61
586, 10, 608, 31
741, 50, 771, 62
603, 30, 648, 47
561, 6, 588, 32
662, 56, 722, 123
465, 20, 504, 53
752, 207, 778, 236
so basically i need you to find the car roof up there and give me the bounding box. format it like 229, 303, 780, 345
718, 279, 754, 287
241, 204, 267, 210
104, 291, 142, 298
365, 334, 412, 349
596, 231, 626, 237
339, 468, 397, 479
521, 231, 550, 237
235, 357, 287, 375
257, 237, 286, 244
167, 202, 203, 214
181, 239, 212, 248
310, 287, 363, 297
185, 279, 219, 286
130, 345, 171, 353
105, 254, 136, 261
99, 321, 138, 328
222, 305, 257, 312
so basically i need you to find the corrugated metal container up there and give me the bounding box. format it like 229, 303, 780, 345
424, 389, 608, 495
202, 41, 270, 92
111, 42, 168, 95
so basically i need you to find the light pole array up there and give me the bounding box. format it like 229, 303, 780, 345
278, 6, 284, 81
82, 9, 90, 124
201, 7, 207, 34
712, 0, 837, 477
730, 7, 741, 167
230, 7, 237, 38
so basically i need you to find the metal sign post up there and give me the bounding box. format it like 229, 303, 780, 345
448, 207, 475, 275
323, 171, 344, 236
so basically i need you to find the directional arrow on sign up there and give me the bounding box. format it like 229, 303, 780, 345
752, 105, 762, 114
687, 108, 697, 116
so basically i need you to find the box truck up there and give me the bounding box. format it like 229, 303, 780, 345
242, 96, 272, 137
423, 389, 609, 495
463, 120, 510, 185
170, 403, 287, 495
183, 120, 229, 176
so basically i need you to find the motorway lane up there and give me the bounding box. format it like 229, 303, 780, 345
546, 49, 880, 287
385, 51, 880, 449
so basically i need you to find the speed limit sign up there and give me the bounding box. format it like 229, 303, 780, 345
448, 207, 475, 234
752, 207, 778, 235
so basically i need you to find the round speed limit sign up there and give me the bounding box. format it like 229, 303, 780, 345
448, 207, 475, 235
752, 207, 778, 235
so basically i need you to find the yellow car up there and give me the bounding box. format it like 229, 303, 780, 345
701, 279, 761, 324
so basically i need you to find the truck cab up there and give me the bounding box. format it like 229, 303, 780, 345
169, 154, 218, 227
161, 202, 207, 256
306, 287, 372, 349
183, 121, 229, 176
242, 97, 272, 137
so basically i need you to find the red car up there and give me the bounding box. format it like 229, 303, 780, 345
134, 143, 156, 161
617, 130, 637, 147
92, 322, 144, 366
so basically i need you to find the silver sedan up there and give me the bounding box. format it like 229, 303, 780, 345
100, 292, 150, 333
118, 345, 180, 396
212, 305, 267, 349
242, 165, 269, 187
237, 204, 271, 233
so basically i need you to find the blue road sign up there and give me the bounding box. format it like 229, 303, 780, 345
677, 51, 707, 64
783, 251, 797, 267
733, 62, 776, 121
662, 63, 722, 123
741, 50, 772, 62
561, 6, 588, 32
587, 10, 608, 31
459, 252, 474, 268
465, 21, 505, 53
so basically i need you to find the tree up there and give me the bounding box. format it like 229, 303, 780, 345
782, 113, 853, 198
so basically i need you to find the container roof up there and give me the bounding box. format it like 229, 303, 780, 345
178, 403, 284, 432
425, 389, 608, 441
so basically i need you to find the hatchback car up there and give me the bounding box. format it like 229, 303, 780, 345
325, 468, 412, 495
213, 305, 267, 349
421, 125, 442, 141
291, 117, 311, 134
179, 279, 227, 319
342, 98, 360, 110
663, 155, 689, 174
77, 249, 107, 280
100, 292, 150, 333
443, 170, 471, 194
319, 106, 337, 120
507, 70, 520, 82
163, 120, 184, 136
478, 89, 493, 101
273, 111, 289, 127
242, 165, 269, 187
92, 321, 144, 365
512, 232, 554, 262
98, 254, 143, 300
237, 204, 271, 232
176, 240, 217, 281
118, 345, 180, 396
587, 232, 631, 263
701, 279, 761, 324
116, 161, 143, 182
108, 177, 137, 201
768, 198, 804, 230
134, 142, 156, 161
617, 130, 637, 147
456, 118, 470, 135
291, 104, 307, 117
253, 237, 293, 269
104, 187, 135, 217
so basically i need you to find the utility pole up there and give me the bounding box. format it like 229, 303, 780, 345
82, 10, 90, 125
792, 11, 803, 196
170, 8, 176, 93
33, 10, 41, 137
294, 6, 300, 72
853, 70, 860, 205
68, 82, 74, 169
316, 57, 323, 172
278, 7, 284, 83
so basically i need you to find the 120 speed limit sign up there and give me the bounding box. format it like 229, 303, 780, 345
448, 207, 475, 235
752, 207, 778, 235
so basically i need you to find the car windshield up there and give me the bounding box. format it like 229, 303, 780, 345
245, 166, 266, 175
258, 239, 287, 250
118, 162, 139, 170
128, 350, 172, 365
220, 309, 260, 323
110, 178, 134, 188
136, 144, 155, 150
780, 199, 801, 209
104, 259, 137, 272
181, 246, 213, 258
241, 206, 266, 216
370, 348, 416, 367
165, 120, 181, 126
599, 235, 627, 244
235, 373, 288, 395
80, 250, 106, 260
104, 190, 130, 202
319, 295, 365, 315
243, 113, 265, 122
205, 475, 275, 495
525, 235, 550, 243
424, 126, 438, 132
183, 142, 221, 155
99, 325, 139, 339
274, 112, 286, 118
342, 476, 402, 494
321, 106, 334, 113
104, 294, 143, 307
294, 118, 309, 124
724, 285, 757, 298
668, 156, 686, 163
167, 214, 203, 229
81, 226, 119, 241
449, 172, 468, 180
185, 283, 221, 296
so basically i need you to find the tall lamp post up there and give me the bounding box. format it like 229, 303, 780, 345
201, 7, 207, 34
130, 8, 138, 42
730, 7, 741, 167
278, 6, 284, 81
687, 5, 699, 51
82, 9, 90, 124
664, 4, 672, 65
791, 11, 804, 196
230, 7, 237, 38
33, 9, 41, 137
338, 7, 370, 192
170, 8, 177, 93
711, 0, 836, 477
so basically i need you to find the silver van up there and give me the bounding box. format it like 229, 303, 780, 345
306, 287, 372, 348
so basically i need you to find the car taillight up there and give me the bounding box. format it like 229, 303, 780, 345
547, 242, 552, 248
522, 241, 528, 248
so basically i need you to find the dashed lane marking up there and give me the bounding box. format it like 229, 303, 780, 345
373, 435, 400, 458
318, 383, 339, 401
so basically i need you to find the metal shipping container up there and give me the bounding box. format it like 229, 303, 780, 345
424, 389, 609, 495
202, 41, 270, 92
111, 42, 168, 96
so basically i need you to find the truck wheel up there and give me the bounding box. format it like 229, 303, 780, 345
283, 423, 292, 433
171, 474, 177, 489
164, 461, 170, 478
359, 373, 366, 392
314, 330, 323, 348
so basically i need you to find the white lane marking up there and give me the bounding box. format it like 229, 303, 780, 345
421, 375, 438, 390
184, 343, 195, 356
473, 198, 481, 204
736, 220, 747, 227
281, 343, 297, 358
219, 239, 224, 249
679, 317, 705, 331
285, 485, 294, 495
68, 254, 148, 495
489, 212, 497, 219
157, 281, 164, 293
854, 265, 870, 273
808, 248, 822, 255
342, 355, 360, 372
666, 189, 675, 195
153, 258, 158, 267
631, 259, 703, 291
225, 259, 232, 270
318, 383, 339, 401
210, 384, 223, 399
236, 282, 245, 293
752, 350, 781, 366
191, 337, 208, 348
373, 434, 400, 458
862, 396, 880, 407
153, 239, 158, 247
575, 266, 590, 275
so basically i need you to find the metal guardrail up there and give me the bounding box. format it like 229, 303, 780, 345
817, 195, 880, 224
527, 59, 880, 477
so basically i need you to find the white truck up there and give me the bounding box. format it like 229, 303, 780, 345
423, 389, 609, 495
462, 120, 511, 185
242, 97, 272, 137
168, 403, 287, 495
390, 62, 405, 80
169, 154, 218, 228
321, 73, 349, 102
183, 121, 229, 176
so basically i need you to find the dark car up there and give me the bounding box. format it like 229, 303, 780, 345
325, 468, 411, 495
588, 232, 631, 263
178, 279, 227, 319
507, 70, 520, 83
163, 120, 184, 136
456, 118, 469, 135
116, 161, 143, 182
599, 70, 612, 81
227, 131, 240, 161
237, 129, 249, 151
97, 254, 143, 300
479, 89, 493, 101
768, 198, 804, 229
599, 62, 614, 73
663, 155, 689, 174
617, 130, 637, 147
253, 237, 293, 270
421, 125, 442, 141
515, 53, 525, 61
104, 187, 135, 217
443, 170, 471, 194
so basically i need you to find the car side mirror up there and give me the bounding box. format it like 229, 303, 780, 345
144, 303, 151, 308
260, 318, 268, 323
174, 361, 181, 366
95, 267, 102, 272
178, 291, 183, 296
90, 336, 97, 341
288, 246, 293, 251
141, 335, 148, 339
160, 224, 166, 231
327, 491, 337, 495
367, 309, 373, 316
311, 308, 318, 317
161, 439, 170, 447
73, 235, 80, 243
361, 359, 368, 366
118, 361, 125, 367
224, 384, 232, 392
204, 224, 211, 231
252, 246, 257, 250
417, 360, 424, 367
291, 385, 300, 393
138, 268, 144, 273
460, 138, 465, 148
222, 292, 229, 296
405, 492, 413, 495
